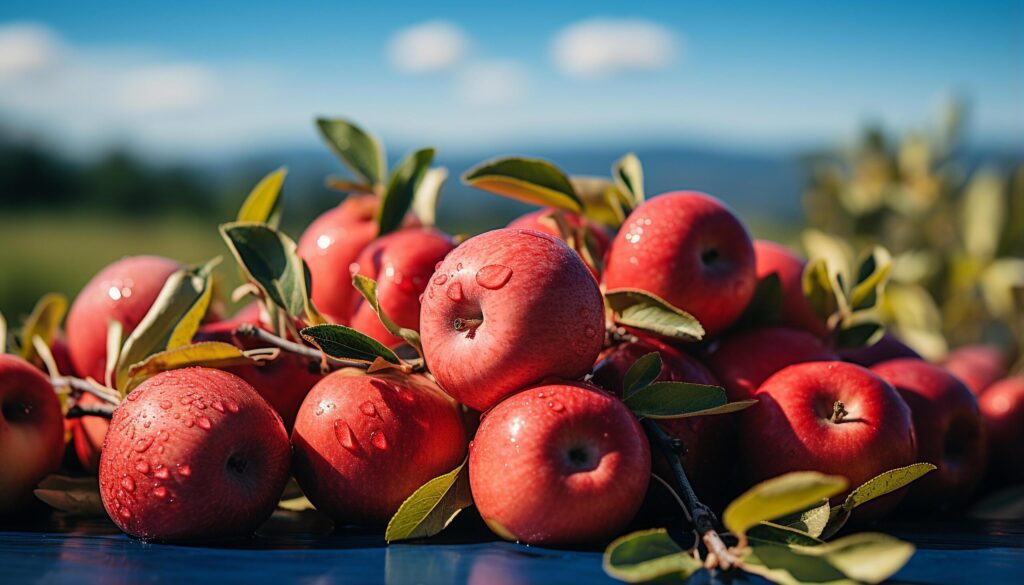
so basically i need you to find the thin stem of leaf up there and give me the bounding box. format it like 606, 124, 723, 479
233, 323, 372, 371
51, 376, 121, 405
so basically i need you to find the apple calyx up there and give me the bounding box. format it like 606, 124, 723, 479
830, 400, 849, 423
452, 317, 483, 338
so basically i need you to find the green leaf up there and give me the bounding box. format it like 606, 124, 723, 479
605, 289, 705, 342
114, 258, 219, 391
18, 293, 68, 363
570, 176, 626, 227
220, 222, 321, 322
602, 528, 701, 583
834, 311, 885, 349
385, 459, 472, 542
316, 118, 386, 187
124, 342, 278, 392
723, 472, 847, 538
34, 475, 105, 518
301, 324, 400, 364
463, 156, 582, 212
612, 152, 645, 209
378, 148, 435, 236
740, 272, 785, 326
351, 274, 423, 355
848, 246, 892, 311
668, 399, 758, 418
747, 522, 825, 547
803, 258, 841, 323
0, 310, 6, 353
622, 352, 662, 398
773, 500, 831, 538
822, 463, 936, 539
237, 167, 286, 228
624, 382, 727, 419
104, 319, 123, 389
798, 533, 914, 584
741, 542, 851, 585
411, 167, 448, 227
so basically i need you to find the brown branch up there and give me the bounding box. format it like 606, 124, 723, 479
66, 403, 116, 419
233, 323, 372, 372
642, 418, 740, 571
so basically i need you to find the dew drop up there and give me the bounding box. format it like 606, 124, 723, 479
537, 392, 546, 398
432, 273, 448, 286
456, 262, 463, 271
143, 421, 152, 429
359, 401, 378, 417
549, 401, 565, 413
132, 435, 155, 453
119, 507, 132, 519
197, 416, 212, 430
135, 461, 151, 474
370, 430, 389, 450
434, 261, 443, 271
177, 464, 192, 477
121, 477, 136, 492
476, 264, 513, 290
127, 392, 140, 402
334, 420, 358, 452
446, 281, 464, 302
152, 486, 168, 499
184, 419, 194, 428
211, 400, 225, 413
154, 466, 169, 480
158, 400, 172, 410
226, 401, 240, 414
157, 446, 165, 455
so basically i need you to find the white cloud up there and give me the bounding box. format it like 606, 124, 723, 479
551, 18, 681, 78
0, 22, 62, 78
116, 64, 215, 113
388, 20, 469, 74
456, 61, 528, 106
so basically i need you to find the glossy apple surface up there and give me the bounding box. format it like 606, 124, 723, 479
753, 239, 828, 337
507, 208, 611, 278
942, 344, 1010, 396
978, 377, 1024, 484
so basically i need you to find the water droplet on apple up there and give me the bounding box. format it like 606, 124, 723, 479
135, 461, 151, 474
226, 401, 240, 414
433, 273, 448, 286
537, 392, 546, 398
143, 421, 151, 429
156, 446, 165, 454
548, 401, 564, 413
177, 464, 192, 477
154, 465, 169, 480
127, 391, 140, 401
152, 486, 168, 499
211, 400, 225, 413
370, 430, 389, 450
197, 416, 212, 430
334, 420, 359, 452
476, 264, 513, 290
359, 401, 378, 417
446, 281, 464, 302
121, 477, 136, 492
456, 262, 464, 271
158, 400, 172, 410
183, 419, 194, 428
132, 435, 155, 453
435, 261, 443, 271
119, 507, 132, 519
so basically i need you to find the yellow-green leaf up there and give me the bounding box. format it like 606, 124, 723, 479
411, 166, 448, 227
385, 459, 472, 542
794, 533, 915, 584
622, 352, 662, 398
747, 522, 824, 547
742, 542, 852, 585
848, 246, 892, 311
34, 475, 105, 517
602, 528, 701, 583
351, 274, 423, 355
571, 175, 626, 227
124, 341, 278, 392
773, 499, 831, 538
605, 289, 705, 341
844, 463, 935, 512
0, 310, 6, 353
378, 148, 435, 236
104, 319, 123, 389
301, 324, 400, 364
723, 472, 847, 538
613, 152, 645, 209
463, 156, 582, 212
316, 117, 386, 187
237, 167, 286, 228
18, 293, 67, 363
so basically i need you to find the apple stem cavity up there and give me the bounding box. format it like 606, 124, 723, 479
830, 400, 848, 423
452, 317, 483, 338
641, 418, 741, 571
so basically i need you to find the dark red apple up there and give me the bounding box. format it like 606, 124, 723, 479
942, 344, 1010, 396
419, 228, 605, 412
753, 239, 828, 337
603, 192, 757, 339
291, 370, 466, 526
98, 368, 291, 540
469, 381, 650, 545
704, 326, 838, 402
871, 358, 988, 510
978, 377, 1024, 484
838, 332, 920, 367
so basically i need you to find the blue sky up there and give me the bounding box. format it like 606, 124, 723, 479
0, 0, 1020, 159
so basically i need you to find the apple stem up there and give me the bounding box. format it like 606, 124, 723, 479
65, 403, 117, 419
831, 400, 848, 423
51, 375, 121, 405
641, 418, 740, 571
234, 324, 371, 371
452, 318, 483, 337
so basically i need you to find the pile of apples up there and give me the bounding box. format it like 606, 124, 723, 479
2, 119, 1021, 582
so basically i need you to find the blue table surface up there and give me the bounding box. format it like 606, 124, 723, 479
3, 509, 1023, 584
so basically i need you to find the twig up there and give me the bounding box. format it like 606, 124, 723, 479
642, 418, 740, 571
66, 403, 116, 419
233, 323, 372, 372
51, 376, 121, 405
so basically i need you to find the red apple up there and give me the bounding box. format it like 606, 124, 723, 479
291, 369, 466, 525
603, 192, 757, 339
591, 338, 730, 505
872, 359, 988, 509
297, 197, 380, 324
349, 227, 456, 346
739, 361, 916, 515
507, 208, 611, 277
98, 367, 291, 540
0, 354, 64, 515
469, 381, 650, 545
66, 255, 182, 382
71, 392, 108, 473
704, 326, 839, 402
419, 228, 605, 412
753, 239, 828, 337
838, 332, 920, 367
978, 377, 1024, 483
942, 344, 1010, 396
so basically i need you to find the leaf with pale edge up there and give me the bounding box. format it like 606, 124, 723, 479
570, 175, 626, 227
0, 310, 6, 353
378, 148, 435, 236
624, 382, 727, 419
848, 246, 892, 311
463, 156, 582, 212
743, 533, 915, 585
822, 463, 935, 539
622, 352, 662, 398
237, 167, 286, 228
114, 258, 219, 392
605, 289, 704, 342
411, 167, 448, 227
612, 152, 645, 209
747, 522, 824, 547
771, 499, 831, 538
351, 274, 423, 355
602, 528, 701, 583
124, 342, 279, 392
34, 475, 104, 517
316, 118, 385, 187
105, 319, 123, 390
723, 472, 847, 538
301, 324, 400, 364
18, 293, 67, 363
385, 459, 472, 542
